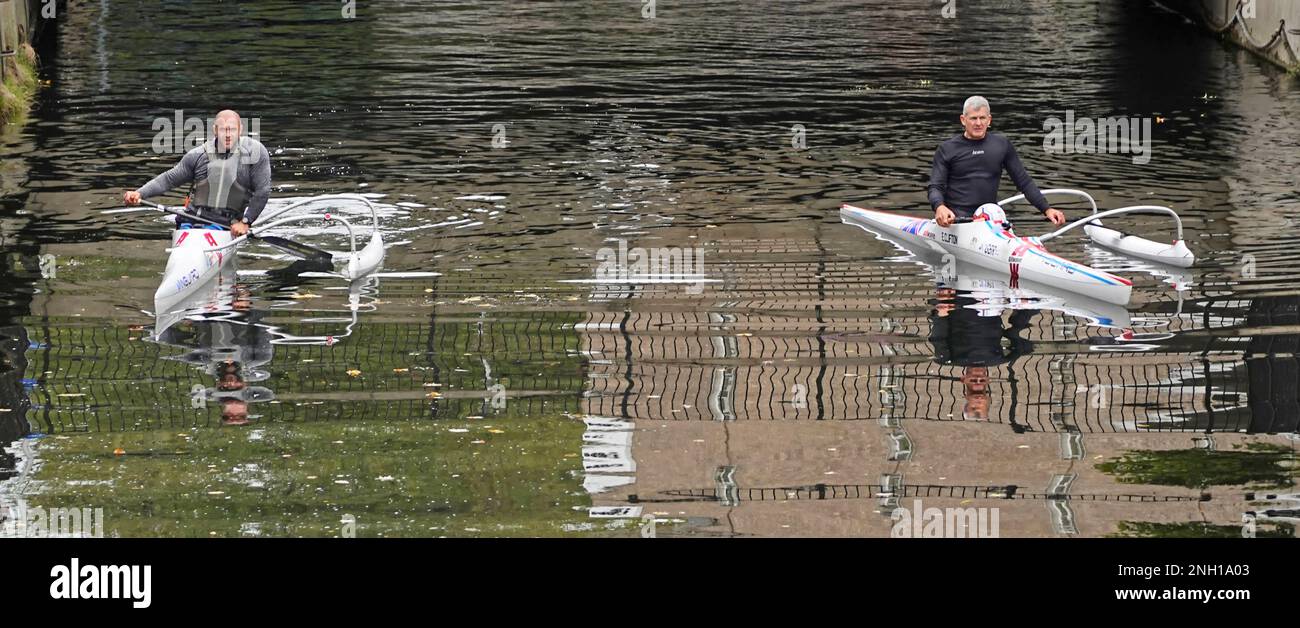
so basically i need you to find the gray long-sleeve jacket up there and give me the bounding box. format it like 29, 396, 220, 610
137, 136, 272, 224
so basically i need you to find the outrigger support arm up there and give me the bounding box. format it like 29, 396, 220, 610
998, 188, 1099, 214
208, 213, 362, 256
1037, 205, 1185, 243
256, 193, 380, 231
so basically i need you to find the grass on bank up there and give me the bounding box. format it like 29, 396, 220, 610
1, 44, 39, 127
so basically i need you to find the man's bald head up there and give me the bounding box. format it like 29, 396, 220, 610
212, 110, 242, 151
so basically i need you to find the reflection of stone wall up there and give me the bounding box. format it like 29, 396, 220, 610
577, 305, 1297, 536
588, 408, 1292, 537
1246, 296, 1300, 433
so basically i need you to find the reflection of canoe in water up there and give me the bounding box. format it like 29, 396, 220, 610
841, 205, 1132, 329
154, 265, 239, 341
152, 271, 381, 349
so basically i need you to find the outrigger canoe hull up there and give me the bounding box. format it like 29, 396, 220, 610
841, 205, 1134, 306
155, 228, 236, 307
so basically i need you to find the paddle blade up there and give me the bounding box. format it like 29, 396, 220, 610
256, 234, 334, 265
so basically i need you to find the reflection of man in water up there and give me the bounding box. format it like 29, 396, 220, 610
221, 399, 250, 426
157, 288, 274, 427
216, 361, 251, 426
929, 288, 1036, 420
961, 366, 991, 420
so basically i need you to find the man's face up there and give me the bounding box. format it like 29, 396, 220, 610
213, 117, 241, 151
962, 366, 989, 394
960, 107, 991, 139
935, 287, 957, 317
222, 399, 250, 425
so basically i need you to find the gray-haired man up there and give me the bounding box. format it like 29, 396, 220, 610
927, 96, 1065, 228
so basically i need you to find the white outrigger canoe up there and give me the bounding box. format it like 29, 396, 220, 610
152, 194, 386, 316
841, 189, 1194, 306
851, 211, 1134, 328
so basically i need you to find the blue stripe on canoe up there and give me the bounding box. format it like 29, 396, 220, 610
981, 220, 1121, 287
1025, 245, 1122, 286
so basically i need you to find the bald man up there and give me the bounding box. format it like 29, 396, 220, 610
124, 110, 271, 237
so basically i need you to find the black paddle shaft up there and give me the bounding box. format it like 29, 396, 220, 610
140, 200, 333, 264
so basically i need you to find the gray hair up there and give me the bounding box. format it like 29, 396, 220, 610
962, 96, 990, 115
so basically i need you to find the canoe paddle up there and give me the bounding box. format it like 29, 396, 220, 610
133, 200, 334, 265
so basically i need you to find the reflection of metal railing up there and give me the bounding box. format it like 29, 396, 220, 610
632, 482, 1207, 504
20, 310, 588, 432
576, 304, 1275, 432
580, 356, 1254, 431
